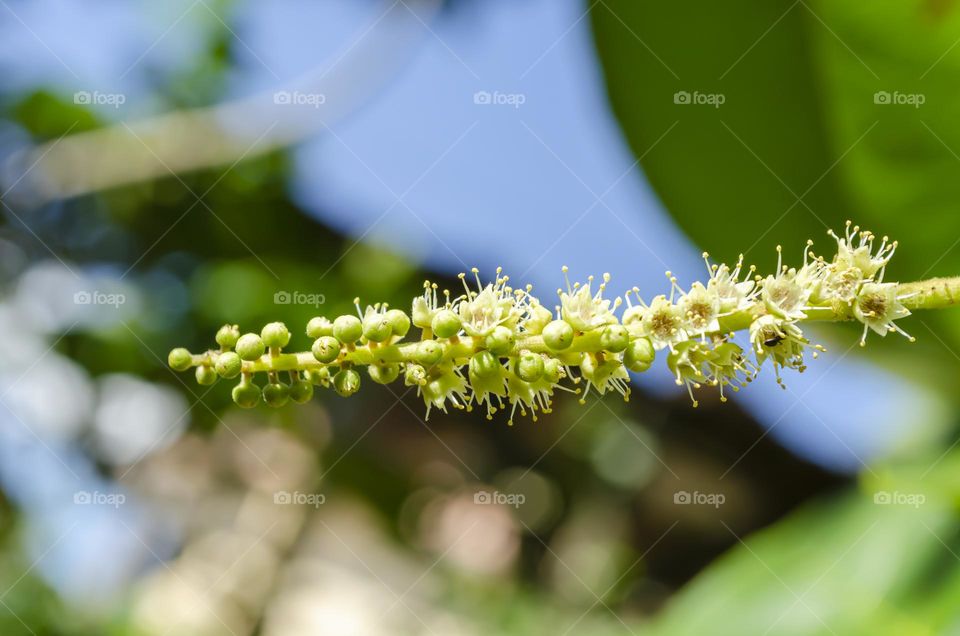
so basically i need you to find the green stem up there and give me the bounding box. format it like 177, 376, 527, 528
898, 277, 960, 310
195, 276, 960, 375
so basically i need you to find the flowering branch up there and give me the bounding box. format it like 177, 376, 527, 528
168, 223, 958, 423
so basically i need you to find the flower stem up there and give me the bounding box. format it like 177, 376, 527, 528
203, 275, 958, 377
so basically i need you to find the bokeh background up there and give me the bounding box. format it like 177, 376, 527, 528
1, 0, 960, 633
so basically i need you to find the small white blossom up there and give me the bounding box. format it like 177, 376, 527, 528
456, 268, 524, 338
678, 281, 721, 337
819, 265, 863, 302
638, 294, 687, 351
749, 315, 822, 387
412, 281, 442, 328
829, 221, 897, 281
853, 282, 913, 345
761, 247, 811, 321
704, 253, 757, 313
559, 268, 619, 332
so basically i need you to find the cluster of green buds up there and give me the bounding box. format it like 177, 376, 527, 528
169, 222, 926, 422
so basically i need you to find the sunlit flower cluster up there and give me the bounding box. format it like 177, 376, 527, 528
168, 222, 916, 421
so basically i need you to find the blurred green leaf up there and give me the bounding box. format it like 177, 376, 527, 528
591, 0, 848, 274
591, 0, 960, 391
649, 450, 960, 635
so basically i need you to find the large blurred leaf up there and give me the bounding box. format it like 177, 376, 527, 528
591, 0, 960, 388
590, 0, 849, 273
648, 450, 960, 635
805, 1, 960, 352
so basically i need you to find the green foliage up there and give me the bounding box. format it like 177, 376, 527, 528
591, 0, 960, 382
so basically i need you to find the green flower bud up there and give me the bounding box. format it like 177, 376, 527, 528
305, 367, 331, 386
261, 322, 291, 348
516, 352, 545, 382
523, 304, 554, 334
236, 333, 265, 361
369, 363, 401, 384
404, 364, 427, 386
362, 312, 392, 342
196, 365, 217, 386
232, 380, 261, 408
312, 336, 341, 364
624, 336, 655, 373
484, 325, 515, 355
579, 352, 598, 378
469, 359, 507, 408
263, 382, 290, 407
306, 316, 334, 338
431, 309, 461, 338
333, 315, 363, 343
414, 340, 444, 366
412, 296, 433, 328
168, 348, 193, 372
334, 368, 361, 397
542, 357, 563, 383
600, 324, 630, 353
385, 309, 411, 338
215, 324, 240, 349
469, 351, 501, 379
289, 379, 314, 404
542, 320, 574, 351
215, 352, 242, 379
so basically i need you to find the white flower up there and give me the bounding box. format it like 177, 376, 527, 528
559, 268, 618, 332
704, 342, 753, 402
829, 221, 897, 281
419, 365, 470, 419
819, 265, 863, 302
639, 294, 687, 350
678, 281, 721, 336
666, 341, 709, 406
704, 253, 757, 313
412, 280, 442, 328
796, 241, 829, 300
578, 352, 631, 403
456, 268, 523, 338
761, 247, 811, 321
749, 315, 822, 387
853, 282, 913, 345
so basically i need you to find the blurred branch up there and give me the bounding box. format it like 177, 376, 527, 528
1, 0, 442, 203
